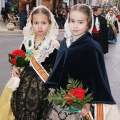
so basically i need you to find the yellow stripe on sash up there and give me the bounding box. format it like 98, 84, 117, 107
96, 104, 104, 120
30, 56, 49, 82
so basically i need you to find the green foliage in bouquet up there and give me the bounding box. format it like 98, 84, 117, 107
16, 56, 29, 67
46, 77, 93, 111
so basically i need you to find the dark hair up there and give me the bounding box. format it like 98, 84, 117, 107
31, 8, 51, 24
92, 6, 101, 12
109, 10, 113, 12
1, 7, 5, 11
69, 4, 92, 30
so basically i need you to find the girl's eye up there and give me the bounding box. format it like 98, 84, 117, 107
33, 22, 38, 24
79, 22, 83, 24
42, 22, 47, 24
70, 20, 74, 23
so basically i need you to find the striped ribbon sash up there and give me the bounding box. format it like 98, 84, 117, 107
95, 104, 104, 120
30, 56, 49, 82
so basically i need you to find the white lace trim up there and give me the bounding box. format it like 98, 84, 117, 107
19, 5, 60, 64
34, 35, 59, 63
24, 34, 59, 65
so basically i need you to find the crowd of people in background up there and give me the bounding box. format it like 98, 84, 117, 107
0, 1, 120, 49
53, 4, 69, 29
1, 1, 19, 23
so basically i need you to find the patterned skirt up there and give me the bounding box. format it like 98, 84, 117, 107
11, 66, 51, 120
108, 25, 117, 43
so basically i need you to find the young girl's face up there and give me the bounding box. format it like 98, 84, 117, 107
69, 11, 88, 40
32, 13, 50, 37
109, 11, 113, 16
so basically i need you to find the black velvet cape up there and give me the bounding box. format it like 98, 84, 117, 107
45, 32, 115, 104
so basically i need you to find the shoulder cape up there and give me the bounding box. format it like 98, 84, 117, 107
45, 32, 115, 104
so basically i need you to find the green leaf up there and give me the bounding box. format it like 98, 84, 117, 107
16, 56, 29, 67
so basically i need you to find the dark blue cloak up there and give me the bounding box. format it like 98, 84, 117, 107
45, 32, 115, 104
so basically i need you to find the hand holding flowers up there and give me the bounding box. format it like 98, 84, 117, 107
8, 49, 30, 68
46, 77, 93, 120
7, 49, 31, 91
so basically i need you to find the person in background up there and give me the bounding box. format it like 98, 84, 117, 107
1, 7, 9, 22
0, 5, 59, 120
100, 6, 107, 17
5, 1, 10, 13
92, 6, 108, 54
19, 0, 32, 30
10, 2, 15, 14
53, 8, 63, 29
106, 10, 118, 43
62, 8, 68, 26
64, 3, 69, 12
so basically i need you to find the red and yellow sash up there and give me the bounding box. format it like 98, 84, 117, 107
30, 56, 49, 82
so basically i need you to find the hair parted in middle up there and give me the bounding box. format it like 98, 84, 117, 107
31, 7, 52, 24
69, 4, 92, 30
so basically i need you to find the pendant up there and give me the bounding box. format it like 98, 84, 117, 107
28, 40, 32, 47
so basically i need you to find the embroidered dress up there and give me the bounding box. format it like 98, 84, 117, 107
0, 5, 59, 120
11, 55, 57, 119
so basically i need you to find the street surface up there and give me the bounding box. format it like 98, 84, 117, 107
0, 29, 120, 110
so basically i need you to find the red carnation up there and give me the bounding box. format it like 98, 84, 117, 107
65, 88, 85, 103
65, 93, 74, 103
9, 49, 26, 65
70, 88, 85, 100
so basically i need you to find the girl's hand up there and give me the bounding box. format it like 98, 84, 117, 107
49, 88, 55, 95
12, 65, 20, 77
80, 103, 90, 117
48, 88, 55, 102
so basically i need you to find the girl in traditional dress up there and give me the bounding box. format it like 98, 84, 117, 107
0, 5, 59, 120
106, 10, 118, 44
45, 4, 120, 120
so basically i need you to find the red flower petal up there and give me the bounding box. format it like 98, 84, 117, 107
10, 49, 26, 65
70, 88, 85, 100
65, 93, 74, 103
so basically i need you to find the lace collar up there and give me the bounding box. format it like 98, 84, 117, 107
25, 34, 59, 63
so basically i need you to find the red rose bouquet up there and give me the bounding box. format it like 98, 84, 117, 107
8, 49, 30, 67
46, 77, 93, 119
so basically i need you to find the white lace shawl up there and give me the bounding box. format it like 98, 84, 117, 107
26, 34, 59, 64
106, 13, 116, 24
20, 5, 60, 64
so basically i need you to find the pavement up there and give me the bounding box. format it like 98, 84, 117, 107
0, 21, 64, 34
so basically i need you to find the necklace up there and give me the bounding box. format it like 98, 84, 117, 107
34, 37, 45, 50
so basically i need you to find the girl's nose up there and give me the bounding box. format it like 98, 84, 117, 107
73, 23, 78, 28
38, 23, 42, 28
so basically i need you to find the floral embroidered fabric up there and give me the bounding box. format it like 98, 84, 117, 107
11, 66, 51, 120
